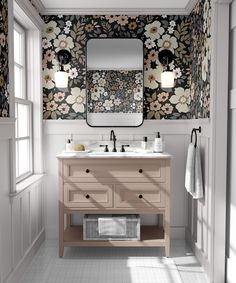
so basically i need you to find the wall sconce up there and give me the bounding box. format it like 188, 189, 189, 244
158, 49, 175, 88
54, 49, 71, 88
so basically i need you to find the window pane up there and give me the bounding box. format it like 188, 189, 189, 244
15, 103, 18, 137
15, 142, 19, 178
14, 29, 23, 65
18, 139, 30, 176
14, 65, 24, 98
17, 104, 29, 138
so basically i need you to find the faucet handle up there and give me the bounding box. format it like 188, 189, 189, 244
99, 144, 109, 152
120, 145, 130, 152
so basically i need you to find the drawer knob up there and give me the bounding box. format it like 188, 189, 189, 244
85, 169, 90, 173
139, 169, 143, 173
139, 194, 143, 199
85, 194, 90, 199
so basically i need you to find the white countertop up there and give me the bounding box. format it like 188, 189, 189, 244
56, 150, 172, 159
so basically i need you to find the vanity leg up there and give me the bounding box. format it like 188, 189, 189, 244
59, 202, 64, 257
67, 214, 72, 227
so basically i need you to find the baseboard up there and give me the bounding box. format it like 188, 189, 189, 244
5, 229, 45, 283
185, 228, 210, 282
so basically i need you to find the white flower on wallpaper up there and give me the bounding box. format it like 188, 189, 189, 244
54, 34, 74, 52
103, 99, 114, 110
144, 21, 164, 40
90, 88, 100, 101
144, 67, 162, 89
43, 21, 60, 40
157, 34, 178, 52
42, 38, 52, 49
66, 87, 86, 113
69, 68, 78, 79
144, 38, 155, 49
43, 68, 55, 89
170, 87, 190, 113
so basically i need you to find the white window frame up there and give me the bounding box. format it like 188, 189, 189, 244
14, 21, 33, 183
15, 98, 33, 182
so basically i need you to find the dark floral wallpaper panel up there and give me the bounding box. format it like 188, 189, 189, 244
42, 0, 211, 120
87, 70, 143, 113
42, 14, 192, 120
0, 0, 9, 117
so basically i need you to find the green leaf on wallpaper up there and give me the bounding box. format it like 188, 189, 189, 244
71, 30, 76, 39
51, 112, 57, 119
174, 30, 180, 40
48, 92, 53, 100
147, 111, 154, 119
43, 111, 51, 119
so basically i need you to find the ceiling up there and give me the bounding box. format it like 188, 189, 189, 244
41, 0, 191, 9
37, 0, 196, 14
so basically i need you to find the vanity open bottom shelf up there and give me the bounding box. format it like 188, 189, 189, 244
64, 225, 165, 247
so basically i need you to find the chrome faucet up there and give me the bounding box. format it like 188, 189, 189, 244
110, 130, 117, 152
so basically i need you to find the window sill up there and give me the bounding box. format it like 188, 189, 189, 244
10, 174, 44, 197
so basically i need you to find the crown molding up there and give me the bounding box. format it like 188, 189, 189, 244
30, 0, 45, 13
185, 0, 198, 14
41, 7, 190, 15
212, 0, 232, 3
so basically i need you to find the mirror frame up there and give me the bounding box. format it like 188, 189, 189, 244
86, 37, 144, 128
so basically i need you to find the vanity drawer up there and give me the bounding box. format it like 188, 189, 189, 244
63, 159, 166, 182
64, 183, 113, 208
115, 183, 166, 208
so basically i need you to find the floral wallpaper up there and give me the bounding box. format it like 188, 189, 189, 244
87, 70, 143, 113
189, 0, 211, 118
42, 0, 211, 120
0, 0, 9, 117
42, 14, 192, 120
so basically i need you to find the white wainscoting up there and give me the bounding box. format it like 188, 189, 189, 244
0, 123, 45, 283
43, 119, 211, 244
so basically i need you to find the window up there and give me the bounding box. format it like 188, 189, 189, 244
14, 22, 33, 182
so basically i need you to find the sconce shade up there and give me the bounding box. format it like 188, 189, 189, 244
55, 71, 69, 88
55, 49, 71, 88
161, 71, 175, 88
158, 49, 175, 88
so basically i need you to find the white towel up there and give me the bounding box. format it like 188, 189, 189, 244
185, 143, 204, 199
98, 217, 126, 236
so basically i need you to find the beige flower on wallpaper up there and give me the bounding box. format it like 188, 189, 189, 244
54, 34, 74, 52
144, 21, 164, 40
170, 87, 190, 113
43, 68, 55, 89
66, 87, 86, 113
144, 66, 162, 89
43, 21, 60, 40
157, 34, 178, 52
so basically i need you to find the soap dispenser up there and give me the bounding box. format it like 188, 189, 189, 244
65, 139, 72, 151
153, 132, 163, 153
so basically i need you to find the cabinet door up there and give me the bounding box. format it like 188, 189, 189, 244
115, 183, 166, 208
64, 183, 113, 208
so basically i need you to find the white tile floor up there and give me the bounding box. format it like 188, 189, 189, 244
18, 240, 208, 283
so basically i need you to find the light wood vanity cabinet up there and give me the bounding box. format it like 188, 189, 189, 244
57, 156, 171, 257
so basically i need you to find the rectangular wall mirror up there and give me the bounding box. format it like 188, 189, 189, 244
86, 38, 143, 127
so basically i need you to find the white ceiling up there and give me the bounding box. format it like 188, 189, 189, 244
37, 0, 196, 14
40, 0, 191, 10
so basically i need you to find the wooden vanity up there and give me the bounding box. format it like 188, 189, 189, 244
57, 153, 171, 257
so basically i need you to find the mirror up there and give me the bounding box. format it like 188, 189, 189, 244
86, 38, 143, 127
